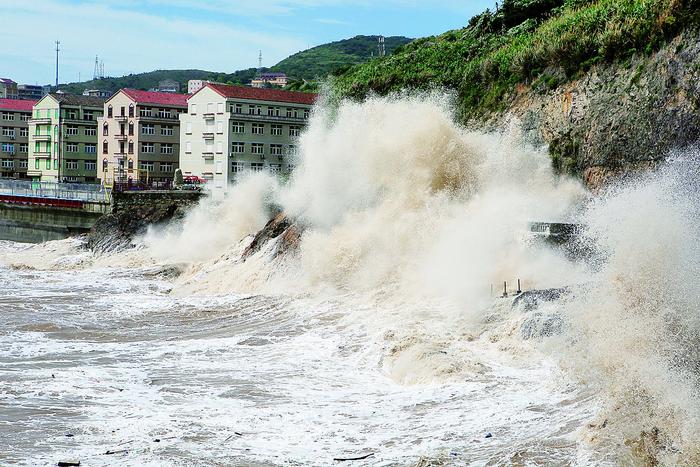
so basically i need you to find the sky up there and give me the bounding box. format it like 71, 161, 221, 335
2, 0, 495, 86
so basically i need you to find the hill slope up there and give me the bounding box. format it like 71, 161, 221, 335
332, 0, 700, 180
57, 35, 412, 95
271, 35, 413, 80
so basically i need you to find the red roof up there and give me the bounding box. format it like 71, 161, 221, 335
120, 89, 188, 107
198, 83, 317, 105
0, 98, 37, 112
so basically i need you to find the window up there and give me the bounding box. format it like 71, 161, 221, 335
2, 128, 15, 137
85, 161, 97, 171
85, 128, 96, 136
157, 109, 171, 119
1, 112, 14, 121
289, 126, 301, 137
66, 109, 77, 119
128, 105, 134, 117
140, 161, 155, 171
217, 102, 224, 114
128, 122, 134, 135
2, 143, 14, 153
231, 142, 245, 154
251, 162, 264, 172
161, 126, 174, 136
83, 110, 95, 121
216, 121, 223, 134
1, 159, 13, 168
103, 140, 108, 154
127, 159, 133, 169
66, 143, 78, 152
85, 143, 96, 154
19, 160, 27, 169
142, 124, 155, 135
35, 159, 40, 170
140, 107, 152, 117
232, 121, 245, 133
185, 141, 191, 153
185, 122, 192, 134
287, 145, 297, 156
304, 109, 310, 119
190, 104, 197, 115
206, 103, 214, 114
216, 141, 223, 153
270, 144, 283, 156
252, 123, 264, 135
20, 114, 30, 122
269, 163, 282, 173
66, 160, 79, 170
161, 143, 173, 154
66, 125, 78, 136
19, 143, 28, 153
103, 123, 109, 136
107, 106, 113, 118
271, 124, 282, 136
234, 104, 242, 114
142, 143, 155, 153
231, 161, 245, 172
286, 108, 293, 118
19, 127, 29, 137
102, 159, 108, 171
267, 107, 274, 116
160, 162, 173, 172
251, 143, 264, 155
128, 141, 134, 154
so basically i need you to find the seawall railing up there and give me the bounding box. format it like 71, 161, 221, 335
0, 180, 110, 203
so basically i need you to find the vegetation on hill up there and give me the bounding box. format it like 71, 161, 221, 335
57, 36, 412, 95
271, 35, 413, 80
333, 0, 700, 118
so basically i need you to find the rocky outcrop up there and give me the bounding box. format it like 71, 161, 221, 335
241, 212, 302, 260
491, 29, 700, 189
86, 191, 203, 253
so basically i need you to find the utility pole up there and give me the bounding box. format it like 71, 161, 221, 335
55, 40, 60, 87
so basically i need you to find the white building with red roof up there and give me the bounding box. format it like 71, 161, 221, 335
97, 89, 188, 187
179, 83, 317, 193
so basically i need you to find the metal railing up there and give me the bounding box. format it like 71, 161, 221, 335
0, 179, 110, 202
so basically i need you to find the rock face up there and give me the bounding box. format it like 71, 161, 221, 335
490, 29, 700, 189
86, 191, 203, 253
241, 212, 302, 260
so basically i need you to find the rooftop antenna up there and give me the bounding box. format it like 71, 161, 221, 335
378, 36, 386, 57
100, 61, 104, 78
55, 40, 60, 87
93, 55, 100, 80
258, 50, 263, 74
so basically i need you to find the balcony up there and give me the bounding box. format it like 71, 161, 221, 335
34, 151, 51, 159
114, 115, 128, 122
114, 134, 128, 141
33, 134, 51, 142
202, 132, 214, 140
30, 117, 51, 125
202, 112, 215, 120
202, 152, 214, 159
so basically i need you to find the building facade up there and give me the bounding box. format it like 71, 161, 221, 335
27, 94, 106, 183
150, 79, 180, 93
83, 89, 112, 98
97, 89, 187, 186
17, 84, 50, 101
0, 99, 36, 178
251, 73, 288, 88
0, 79, 18, 99
179, 83, 316, 192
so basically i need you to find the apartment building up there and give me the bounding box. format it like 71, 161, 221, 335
27, 93, 106, 182
251, 73, 288, 88
179, 83, 317, 192
97, 89, 187, 186
17, 84, 50, 101
0, 99, 36, 178
0, 79, 18, 99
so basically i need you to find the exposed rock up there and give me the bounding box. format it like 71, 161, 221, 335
512, 287, 570, 312
241, 212, 302, 260
486, 29, 700, 188
86, 191, 203, 253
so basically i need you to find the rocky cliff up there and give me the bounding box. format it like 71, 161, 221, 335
497, 29, 700, 188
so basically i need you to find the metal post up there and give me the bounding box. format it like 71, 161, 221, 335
502, 281, 508, 298
517, 279, 522, 294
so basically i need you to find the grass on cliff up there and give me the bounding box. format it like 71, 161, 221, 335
333, 0, 700, 117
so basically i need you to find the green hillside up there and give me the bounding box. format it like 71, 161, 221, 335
333, 0, 700, 118
57, 35, 412, 95
271, 35, 413, 80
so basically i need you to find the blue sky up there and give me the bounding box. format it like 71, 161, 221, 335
3, 0, 495, 86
